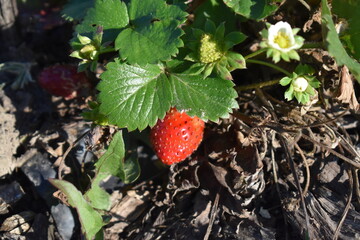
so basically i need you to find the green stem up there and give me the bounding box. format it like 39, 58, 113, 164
236, 79, 280, 91
302, 41, 324, 49
100, 47, 116, 54
244, 48, 267, 60
246, 59, 292, 76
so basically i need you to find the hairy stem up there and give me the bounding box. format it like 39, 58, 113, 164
244, 48, 267, 60
100, 47, 116, 54
236, 79, 280, 91
246, 59, 292, 76
302, 41, 324, 49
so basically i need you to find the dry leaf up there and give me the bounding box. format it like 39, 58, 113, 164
53, 190, 70, 206
336, 66, 359, 111
303, 10, 321, 33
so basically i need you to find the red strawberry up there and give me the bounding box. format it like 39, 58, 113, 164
150, 108, 205, 165
38, 64, 89, 99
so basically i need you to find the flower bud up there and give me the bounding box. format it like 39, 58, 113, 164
293, 77, 308, 92
80, 44, 97, 60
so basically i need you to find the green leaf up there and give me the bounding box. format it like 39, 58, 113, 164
115, 0, 187, 65
98, 60, 172, 130
61, 0, 94, 21
227, 52, 246, 70
272, 50, 281, 63
85, 131, 140, 210
116, 21, 184, 65
76, 0, 129, 43
191, 0, 238, 33
294, 91, 302, 103
287, 50, 300, 61
0, 62, 34, 90
84, 172, 111, 210
266, 48, 273, 58
223, 0, 278, 20
305, 86, 315, 96
308, 78, 321, 88
121, 153, 141, 184
169, 73, 239, 121
127, 0, 186, 26
302, 93, 310, 104
321, 0, 360, 82
280, 52, 290, 62
166, 60, 206, 75
214, 22, 226, 42
216, 64, 233, 80
95, 131, 140, 183
224, 32, 247, 50
205, 19, 217, 34
332, 0, 360, 60
284, 85, 294, 101
192, 28, 204, 40
82, 107, 109, 126
295, 64, 315, 75
279, 76, 292, 86
49, 179, 104, 240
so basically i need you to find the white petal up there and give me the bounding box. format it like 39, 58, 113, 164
267, 21, 297, 53
293, 77, 309, 92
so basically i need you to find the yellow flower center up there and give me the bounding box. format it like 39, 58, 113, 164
199, 34, 223, 63
273, 32, 291, 49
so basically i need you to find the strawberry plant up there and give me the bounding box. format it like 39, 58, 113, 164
46, 0, 360, 238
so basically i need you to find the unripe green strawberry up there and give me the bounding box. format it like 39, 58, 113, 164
199, 34, 223, 63
150, 108, 205, 165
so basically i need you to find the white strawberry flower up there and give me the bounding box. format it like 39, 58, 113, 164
279, 64, 321, 105
260, 21, 304, 63
268, 21, 301, 53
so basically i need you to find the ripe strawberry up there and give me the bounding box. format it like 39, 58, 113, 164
38, 64, 89, 99
150, 108, 205, 165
